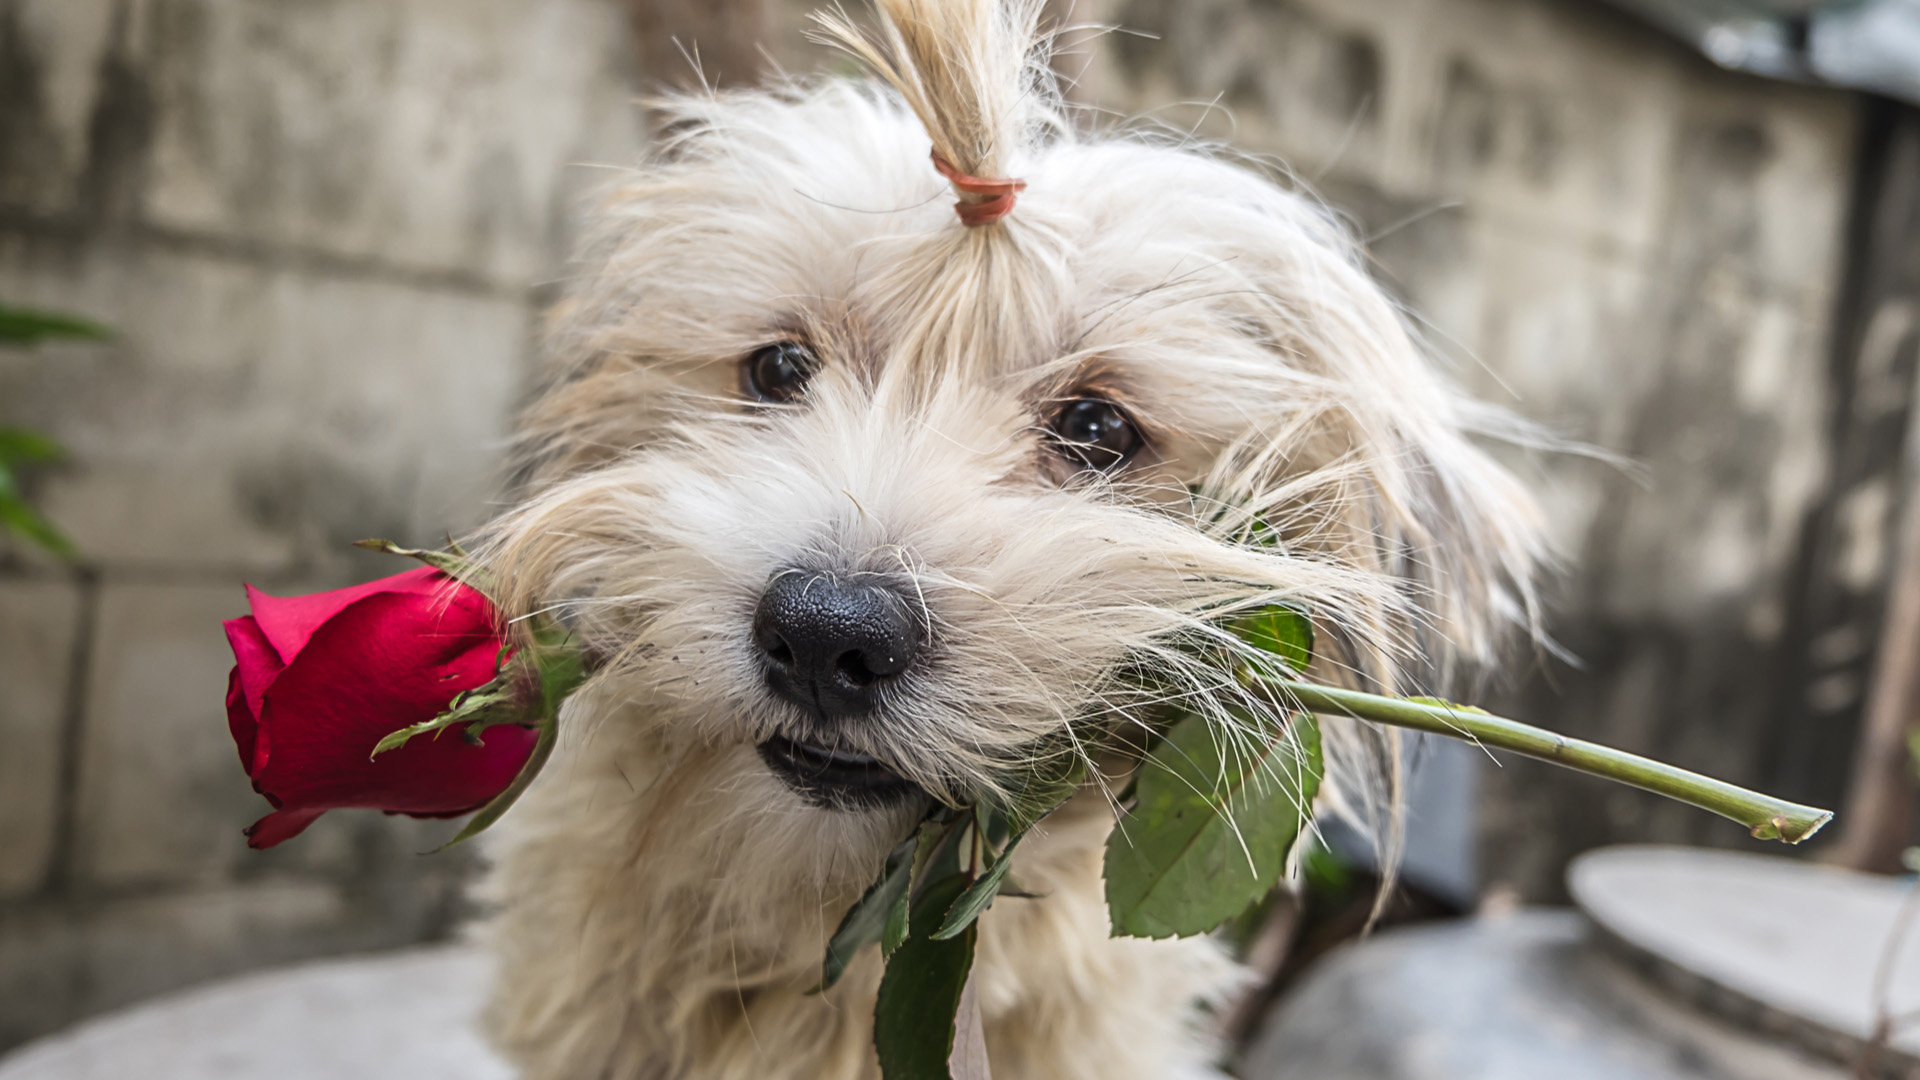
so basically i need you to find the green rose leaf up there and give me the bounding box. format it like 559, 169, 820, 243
1233, 604, 1313, 673
890, 817, 954, 954
874, 871, 978, 1080
1103, 710, 1323, 939
818, 831, 917, 992
883, 863, 914, 956
932, 828, 1025, 940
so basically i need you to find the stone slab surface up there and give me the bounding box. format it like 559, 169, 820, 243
0, 944, 508, 1080
1242, 911, 1847, 1080
1571, 844, 1920, 1064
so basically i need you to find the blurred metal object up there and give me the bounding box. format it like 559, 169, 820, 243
1604, 0, 1920, 105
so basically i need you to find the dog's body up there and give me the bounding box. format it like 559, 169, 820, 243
476, 3, 1544, 1077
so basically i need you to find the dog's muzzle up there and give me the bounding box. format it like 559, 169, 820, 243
751, 571, 924, 809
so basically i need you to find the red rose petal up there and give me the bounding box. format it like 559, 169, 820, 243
245, 807, 325, 849
223, 665, 255, 773
223, 615, 286, 778
245, 566, 447, 664
223, 615, 281, 717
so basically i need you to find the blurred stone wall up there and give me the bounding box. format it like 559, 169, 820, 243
0, 0, 1881, 1051
1073, 0, 1865, 900
0, 0, 642, 1049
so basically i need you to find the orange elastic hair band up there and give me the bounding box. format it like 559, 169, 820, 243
931, 150, 1027, 227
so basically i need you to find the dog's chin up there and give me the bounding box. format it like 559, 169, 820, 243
756, 734, 924, 811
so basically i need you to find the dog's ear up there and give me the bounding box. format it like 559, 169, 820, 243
810, 0, 1060, 184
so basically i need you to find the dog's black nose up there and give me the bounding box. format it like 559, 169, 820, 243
753, 572, 920, 718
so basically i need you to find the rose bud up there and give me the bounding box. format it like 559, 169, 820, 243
222, 566, 539, 849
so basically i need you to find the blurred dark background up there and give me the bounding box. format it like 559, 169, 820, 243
1, 0, 1915, 1053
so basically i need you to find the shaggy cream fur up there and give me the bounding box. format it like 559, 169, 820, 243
475, 1, 1547, 1076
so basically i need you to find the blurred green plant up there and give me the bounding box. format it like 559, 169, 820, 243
0, 301, 110, 559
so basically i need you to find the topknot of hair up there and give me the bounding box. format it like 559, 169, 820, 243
812, 0, 1061, 199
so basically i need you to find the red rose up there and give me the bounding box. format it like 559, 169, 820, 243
222, 567, 538, 849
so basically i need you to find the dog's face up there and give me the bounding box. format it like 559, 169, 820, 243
483, 77, 1540, 822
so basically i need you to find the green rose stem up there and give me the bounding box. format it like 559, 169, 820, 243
1273, 680, 1833, 844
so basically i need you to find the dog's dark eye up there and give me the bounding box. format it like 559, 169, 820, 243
1048, 397, 1142, 470
741, 341, 816, 403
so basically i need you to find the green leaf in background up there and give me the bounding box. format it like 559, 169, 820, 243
1103, 710, 1323, 939
818, 831, 917, 992
0, 463, 74, 559
0, 297, 104, 559
0, 428, 61, 464
0, 303, 111, 346
874, 872, 978, 1080
1233, 604, 1313, 673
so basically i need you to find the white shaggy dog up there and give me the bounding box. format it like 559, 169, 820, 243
475, 1, 1545, 1076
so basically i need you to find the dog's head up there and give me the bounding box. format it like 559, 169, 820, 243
481, 0, 1544, 827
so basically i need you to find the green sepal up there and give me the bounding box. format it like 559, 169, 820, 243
528, 622, 588, 714
1232, 603, 1313, 673
431, 709, 559, 852
369, 648, 520, 757
817, 831, 918, 993
1103, 710, 1323, 939
355, 538, 496, 595
873, 872, 978, 1080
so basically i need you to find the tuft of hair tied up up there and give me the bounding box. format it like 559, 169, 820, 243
813, 0, 1058, 228
930, 149, 1026, 226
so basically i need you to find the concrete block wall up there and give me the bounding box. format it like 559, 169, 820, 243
0, 0, 642, 1049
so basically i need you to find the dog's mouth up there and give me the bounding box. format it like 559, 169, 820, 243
757, 734, 922, 811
